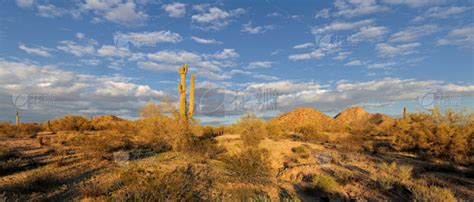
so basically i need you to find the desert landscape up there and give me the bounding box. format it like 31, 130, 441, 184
1, 0, 474, 201
1, 102, 473, 201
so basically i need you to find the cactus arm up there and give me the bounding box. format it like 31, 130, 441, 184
188, 73, 195, 118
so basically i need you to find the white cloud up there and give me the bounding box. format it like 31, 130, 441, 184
76, 32, 85, 39
97, 45, 130, 58
289, 49, 325, 61
246, 61, 273, 69
292, 48, 332, 61
81, 1, 148, 26
382, 0, 446, 8
241, 22, 275, 34
267, 12, 281, 17
0, 59, 164, 108
246, 78, 474, 113
16, 0, 34, 8
333, 51, 351, 60
191, 36, 222, 45
104, 2, 147, 26
367, 62, 396, 69
315, 8, 330, 19
312, 19, 374, 34
115, 31, 182, 48
95, 81, 163, 97
19, 44, 52, 57
162, 2, 186, 18
57, 40, 95, 57
191, 6, 245, 30
413, 6, 471, 21
334, 0, 388, 17
37, 4, 67, 18
376, 42, 420, 57
351, 26, 388, 41
212, 48, 239, 60
252, 74, 279, 81
138, 49, 239, 79
437, 25, 474, 48
345, 60, 363, 66
293, 43, 315, 49
389, 24, 438, 42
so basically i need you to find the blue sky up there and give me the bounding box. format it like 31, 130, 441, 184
0, 0, 473, 124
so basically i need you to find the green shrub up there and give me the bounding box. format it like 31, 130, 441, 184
411, 185, 456, 202
237, 114, 266, 147
311, 174, 339, 193
222, 148, 272, 184
372, 162, 413, 189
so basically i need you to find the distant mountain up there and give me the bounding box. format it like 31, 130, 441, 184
91, 115, 124, 122
334, 106, 394, 127
271, 106, 394, 132
270, 108, 334, 131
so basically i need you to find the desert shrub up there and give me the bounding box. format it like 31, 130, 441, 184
297, 124, 329, 142
291, 145, 311, 159
411, 185, 456, 202
237, 114, 266, 147
0, 122, 42, 138
16, 123, 42, 137
201, 125, 225, 138
90, 115, 132, 131
391, 108, 473, 165
371, 162, 412, 189
117, 164, 212, 201
265, 121, 284, 139
0, 122, 16, 138
72, 132, 134, 159
50, 115, 93, 131
331, 168, 355, 184
311, 174, 339, 193
7, 169, 63, 193
189, 135, 226, 158
222, 148, 272, 184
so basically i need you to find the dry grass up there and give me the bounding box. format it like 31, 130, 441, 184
371, 162, 413, 189
0, 105, 472, 201
221, 148, 272, 184
311, 174, 339, 193
391, 108, 473, 165
236, 113, 266, 147
411, 184, 457, 202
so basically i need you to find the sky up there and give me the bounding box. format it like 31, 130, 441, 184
0, 0, 473, 125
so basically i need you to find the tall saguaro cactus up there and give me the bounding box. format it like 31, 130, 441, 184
403, 107, 408, 121
178, 64, 195, 121
16, 111, 20, 126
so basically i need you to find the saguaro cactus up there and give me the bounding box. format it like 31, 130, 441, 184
16, 111, 20, 126
178, 64, 195, 121
403, 107, 408, 121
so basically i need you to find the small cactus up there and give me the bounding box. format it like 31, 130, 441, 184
177, 64, 195, 121
403, 107, 408, 121
16, 111, 20, 126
